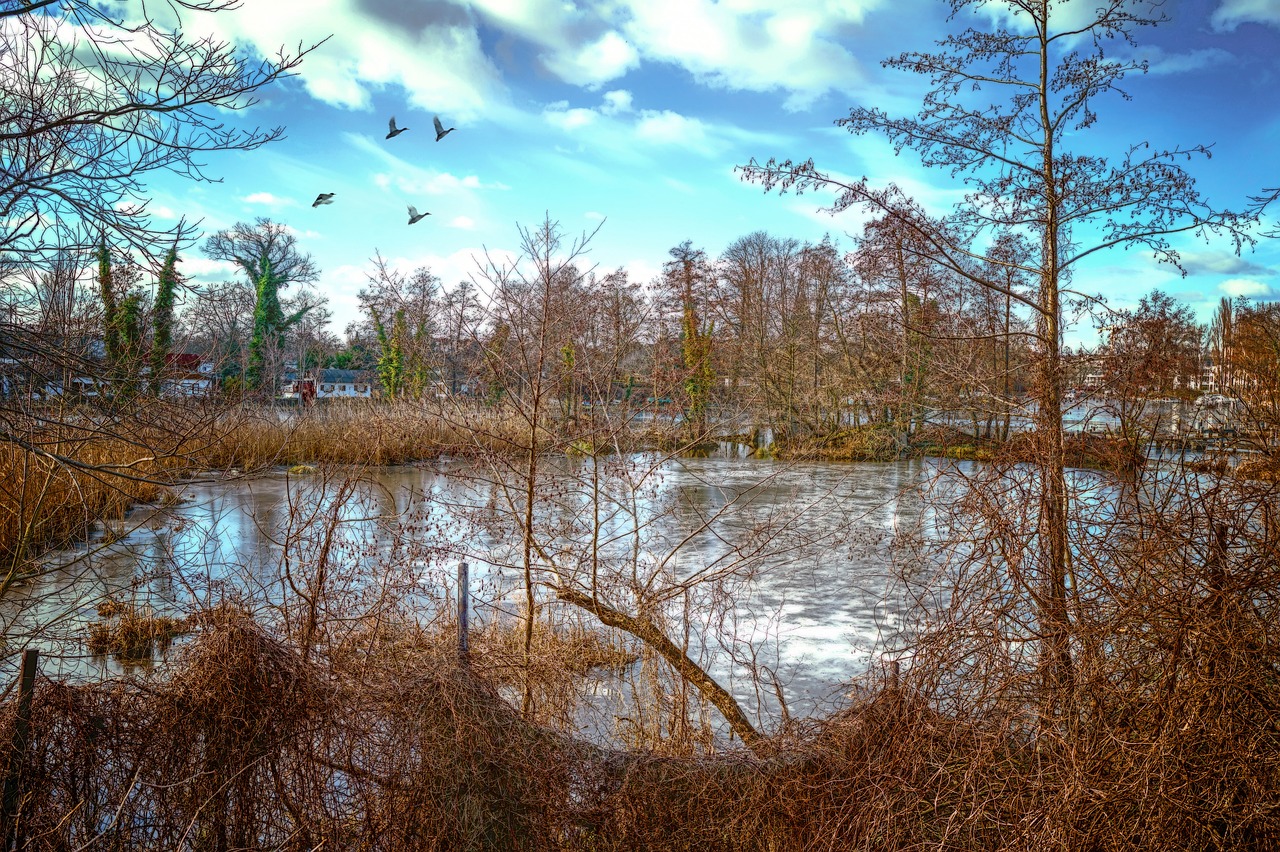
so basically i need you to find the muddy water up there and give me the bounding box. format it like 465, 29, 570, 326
2, 454, 947, 721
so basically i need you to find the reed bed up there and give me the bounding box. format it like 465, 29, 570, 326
0, 400, 560, 561
194, 401, 540, 469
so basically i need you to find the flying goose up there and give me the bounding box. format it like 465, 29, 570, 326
386, 116, 408, 139
433, 115, 455, 141
312, 193, 335, 207
407, 205, 430, 225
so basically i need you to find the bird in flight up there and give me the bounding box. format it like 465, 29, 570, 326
386, 117, 408, 139
407, 205, 430, 225
312, 193, 335, 207
433, 115, 455, 141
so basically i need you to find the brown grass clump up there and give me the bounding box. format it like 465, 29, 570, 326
470, 618, 637, 683
998, 429, 1145, 473
0, 400, 543, 563
774, 425, 902, 461
86, 605, 188, 661
1231, 453, 1280, 482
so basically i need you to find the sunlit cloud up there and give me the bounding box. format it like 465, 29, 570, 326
544, 30, 639, 87
178, 257, 239, 282
1169, 250, 1273, 277
620, 0, 880, 109
241, 192, 294, 207
1132, 46, 1234, 75
1219, 277, 1274, 299
1212, 0, 1280, 31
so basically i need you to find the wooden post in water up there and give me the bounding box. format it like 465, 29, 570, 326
2, 649, 38, 848
457, 561, 470, 664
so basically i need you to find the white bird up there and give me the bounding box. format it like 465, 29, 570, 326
386, 116, 408, 139
407, 205, 430, 225
312, 193, 334, 207
433, 115, 455, 142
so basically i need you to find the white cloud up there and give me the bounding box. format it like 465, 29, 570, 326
346, 133, 509, 197
1169, 250, 1272, 277
241, 192, 293, 207
449, 216, 476, 230
177, 257, 238, 281
543, 103, 599, 130
584, 211, 606, 221
1219, 278, 1274, 299
181, 0, 508, 121
544, 30, 639, 87
622, 258, 660, 287
601, 89, 634, 115
1212, 0, 1280, 31
1133, 46, 1234, 75
636, 110, 711, 148
620, 0, 879, 109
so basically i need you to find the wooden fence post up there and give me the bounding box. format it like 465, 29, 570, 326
3, 649, 38, 849
457, 561, 470, 663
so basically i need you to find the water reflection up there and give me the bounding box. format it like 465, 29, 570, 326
5, 456, 938, 721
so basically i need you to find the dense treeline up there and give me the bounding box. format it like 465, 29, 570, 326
21, 213, 1278, 449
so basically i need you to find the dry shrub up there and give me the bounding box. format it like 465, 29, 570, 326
5, 587, 1280, 850
468, 618, 636, 683
5, 609, 572, 850
998, 430, 1145, 473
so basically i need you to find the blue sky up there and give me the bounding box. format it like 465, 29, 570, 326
142, 0, 1280, 336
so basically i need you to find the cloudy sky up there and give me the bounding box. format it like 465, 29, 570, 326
142, 0, 1280, 335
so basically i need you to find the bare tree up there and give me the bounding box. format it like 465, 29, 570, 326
740, 0, 1252, 720
0, 1, 318, 269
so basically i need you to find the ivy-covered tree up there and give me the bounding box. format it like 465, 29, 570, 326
245, 258, 312, 395
371, 307, 406, 399
149, 245, 179, 396
659, 241, 716, 436
97, 238, 121, 369
204, 220, 319, 396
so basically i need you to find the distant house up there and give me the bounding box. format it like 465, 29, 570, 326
313, 369, 375, 399
155, 352, 214, 398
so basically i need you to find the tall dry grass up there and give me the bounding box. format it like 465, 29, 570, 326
0, 399, 565, 562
